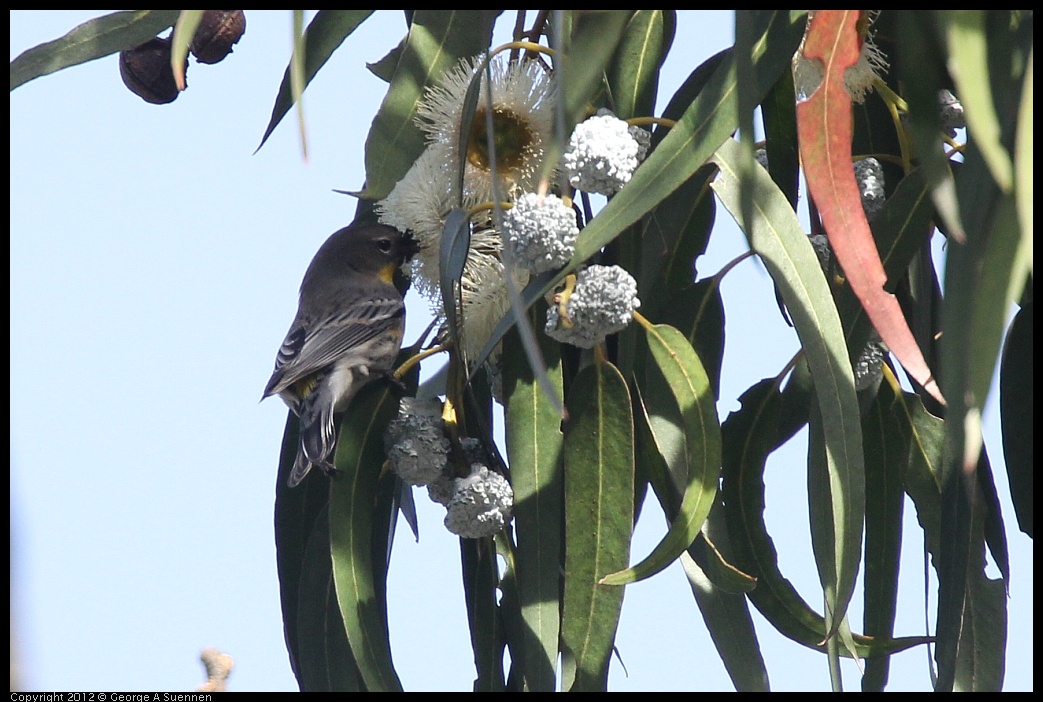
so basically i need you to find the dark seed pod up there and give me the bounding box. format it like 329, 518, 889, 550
119, 37, 182, 105
190, 10, 246, 64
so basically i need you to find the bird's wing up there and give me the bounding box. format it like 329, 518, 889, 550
263, 293, 404, 399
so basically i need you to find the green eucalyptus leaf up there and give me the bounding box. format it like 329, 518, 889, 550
653, 47, 729, 148
680, 551, 770, 692
894, 11, 965, 242
712, 137, 864, 642
939, 11, 1013, 192
10, 10, 180, 90
602, 322, 719, 585
169, 10, 202, 92
367, 38, 404, 83
1013, 47, 1033, 257
935, 140, 1021, 691
328, 382, 403, 692
806, 401, 859, 662
461, 536, 507, 691
760, 70, 800, 208
561, 357, 634, 691
895, 382, 1007, 692
297, 506, 362, 691
657, 278, 726, 400
638, 166, 718, 315
999, 301, 1033, 537
688, 518, 758, 595
503, 320, 565, 692
275, 412, 338, 688
607, 10, 675, 120
859, 376, 908, 692
560, 11, 634, 129
493, 533, 526, 692
258, 11, 374, 151
721, 379, 930, 658
439, 208, 471, 352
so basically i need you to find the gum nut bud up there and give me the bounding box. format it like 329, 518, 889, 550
190, 10, 246, 64
444, 466, 514, 539
119, 37, 181, 104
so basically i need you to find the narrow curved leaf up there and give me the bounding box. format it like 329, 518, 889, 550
633, 374, 719, 580
688, 529, 757, 596
602, 323, 719, 585
894, 380, 1007, 691
275, 412, 338, 687
797, 10, 945, 405
361, 10, 498, 200
257, 11, 374, 151
806, 401, 859, 661
712, 136, 864, 642
438, 208, 471, 350
461, 536, 506, 691
894, 11, 965, 243
999, 301, 1033, 537
1014, 47, 1033, 257
297, 507, 362, 691
658, 278, 725, 401
936, 140, 1022, 691
561, 357, 633, 691
860, 376, 908, 691
638, 166, 718, 317
761, 68, 800, 209
559, 11, 634, 130
493, 533, 526, 692
10, 10, 179, 91
607, 10, 675, 120
328, 382, 403, 692
954, 573, 1008, 691
721, 379, 931, 658
939, 11, 1013, 192
503, 322, 565, 692
680, 551, 770, 692
169, 10, 202, 92
367, 40, 404, 83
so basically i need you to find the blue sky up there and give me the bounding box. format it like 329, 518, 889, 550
10, 10, 1032, 692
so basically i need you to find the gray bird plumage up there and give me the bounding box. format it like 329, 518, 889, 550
263, 222, 416, 487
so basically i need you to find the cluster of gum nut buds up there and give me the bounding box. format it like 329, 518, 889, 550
385, 398, 513, 540
119, 10, 246, 104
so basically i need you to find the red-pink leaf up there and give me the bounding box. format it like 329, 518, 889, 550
796, 10, 945, 405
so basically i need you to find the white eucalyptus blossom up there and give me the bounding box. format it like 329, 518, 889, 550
545, 264, 641, 348
416, 53, 556, 203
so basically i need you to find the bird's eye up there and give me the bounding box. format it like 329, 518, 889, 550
376, 238, 393, 253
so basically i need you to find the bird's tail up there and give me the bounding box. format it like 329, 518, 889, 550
288, 393, 338, 488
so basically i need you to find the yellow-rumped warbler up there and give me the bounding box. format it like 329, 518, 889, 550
263, 222, 417, 487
